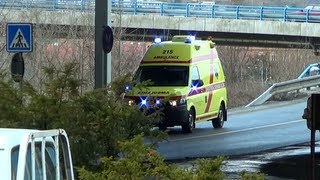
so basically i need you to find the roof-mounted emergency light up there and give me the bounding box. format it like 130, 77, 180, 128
184, 35, 196, 43
154, 37, 162, 44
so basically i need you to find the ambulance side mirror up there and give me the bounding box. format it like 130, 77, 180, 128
302, 94, 320, 130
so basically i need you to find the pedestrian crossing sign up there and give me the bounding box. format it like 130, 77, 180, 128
6, 23, 33, 53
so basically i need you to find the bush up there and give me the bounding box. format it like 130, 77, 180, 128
78, 135, 226, 180
0, 62, 163, 170
0, 62, 265, 179
241, 171, 265, 180
78, 136, 266, 180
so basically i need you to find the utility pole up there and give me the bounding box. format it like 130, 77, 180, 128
95, 0, 112, 88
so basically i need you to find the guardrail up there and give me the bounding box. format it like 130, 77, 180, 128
245, 75, 320, 107
1, 0, 320, 23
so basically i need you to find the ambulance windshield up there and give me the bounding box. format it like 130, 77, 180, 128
135, 66, 189, 86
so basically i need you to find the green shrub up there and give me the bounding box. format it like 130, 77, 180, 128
240, 171, 265, 180
0, 62, 163, 170
79, 135, 226, 180
78, 135, 192, 180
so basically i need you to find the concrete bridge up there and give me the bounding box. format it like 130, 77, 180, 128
2, 8, 320, 51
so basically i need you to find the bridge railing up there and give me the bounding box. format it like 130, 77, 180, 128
1, 0, 320, 23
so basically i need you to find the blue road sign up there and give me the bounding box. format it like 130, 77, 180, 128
6, 23, 33, 53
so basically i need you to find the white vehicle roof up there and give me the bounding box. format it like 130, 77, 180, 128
0, 128, 43, 179
0, 128, 74, 180
0, 128, 41, 151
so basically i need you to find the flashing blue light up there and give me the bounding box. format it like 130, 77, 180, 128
125, 85, 130, 91
139, 96, 149, 108
190, 83, 199, 94
154, 38, 162, 43
189, 35, 196, 41
191, 85, 198, 91
142, 99, 147, 105
185, 35, 196, 43
156, 99, 161, 105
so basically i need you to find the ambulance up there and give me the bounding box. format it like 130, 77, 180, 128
125, 35, 228, 133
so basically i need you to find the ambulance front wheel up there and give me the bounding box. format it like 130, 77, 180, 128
212, 105, 226, 128
182, 109, 195, 133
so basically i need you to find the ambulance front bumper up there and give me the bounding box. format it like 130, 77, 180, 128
153, 104, 189, 127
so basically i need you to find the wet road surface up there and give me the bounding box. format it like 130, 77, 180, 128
174, 141, 320, 179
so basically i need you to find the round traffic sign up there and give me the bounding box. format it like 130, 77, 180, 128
11, 53, 25, 82
102, 25, 114, 54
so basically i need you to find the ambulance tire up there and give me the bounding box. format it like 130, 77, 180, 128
182, 109, 195, 133
212, 105, 226, 129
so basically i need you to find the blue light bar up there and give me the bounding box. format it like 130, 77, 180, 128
139, 96, 149, 108
141, 99, 147, 105
154, 38, 161, 43
185, 35, 196, 43
189, 35, 195, 41
125, 85, 130, 91
156, 99, 161, 105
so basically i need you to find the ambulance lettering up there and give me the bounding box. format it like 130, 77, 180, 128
138, 91, 170, 95
153, 55, 179, 60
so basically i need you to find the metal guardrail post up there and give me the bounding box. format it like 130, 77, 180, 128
186, 3, 190, 17
284, 7, 287, 21
260, 7, 263, 20
53, 0, 57, 11
236, 6, 239, 19
80, 0, 84, 11
211, 5, 215, 18
160, 3, 164, 16
133, 1, 137, 15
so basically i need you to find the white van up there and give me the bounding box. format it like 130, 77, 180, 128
0, 128, 74, 180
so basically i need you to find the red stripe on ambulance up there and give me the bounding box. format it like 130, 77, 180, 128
205, 50, 215, 113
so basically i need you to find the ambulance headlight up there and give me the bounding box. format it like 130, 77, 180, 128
128, 100, 134, 106
169, 98, 186, 106
169, 100, 177, 106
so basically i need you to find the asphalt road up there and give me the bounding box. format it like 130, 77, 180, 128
156, 98, 319, 160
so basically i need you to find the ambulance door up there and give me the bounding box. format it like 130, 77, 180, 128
189, 66, 206, 117
210, 61, 223, 114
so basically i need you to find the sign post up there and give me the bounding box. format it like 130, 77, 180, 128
95, 0, 113, 89
303, 94, 320, 180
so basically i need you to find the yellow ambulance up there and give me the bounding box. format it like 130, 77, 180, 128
125, 35, 228, 133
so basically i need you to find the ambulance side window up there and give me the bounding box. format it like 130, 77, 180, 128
191, 66, 200, 80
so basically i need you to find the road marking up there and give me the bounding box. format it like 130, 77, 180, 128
168, 119, 304, 142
